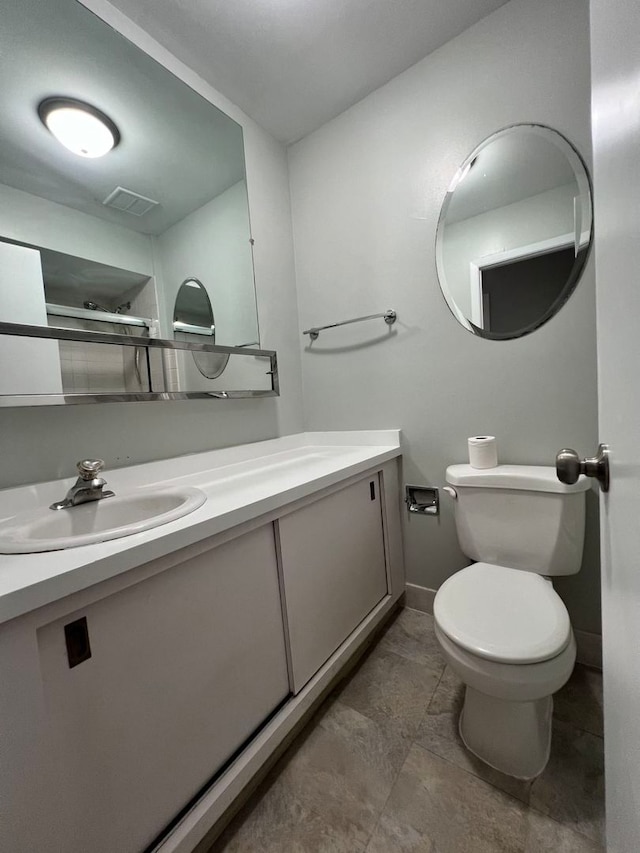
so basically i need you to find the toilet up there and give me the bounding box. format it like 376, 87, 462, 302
434, 463, 590, 779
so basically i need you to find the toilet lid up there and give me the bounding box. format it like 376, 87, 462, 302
434, 562, 571, 664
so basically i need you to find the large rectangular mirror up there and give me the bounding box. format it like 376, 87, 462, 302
0, 0, 266, 402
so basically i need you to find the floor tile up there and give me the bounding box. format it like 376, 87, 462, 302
374, 744, 528, 852
210, 775, 364, 852
377, 608, 445, 674
522, 808, 605, 852
318, 698, 412, 787
554, 665, 604, 738
366, 811, 435, 852
276, 698, 409, 848
415, 667, 533, 803
530, 720, 605, 845
209, 608, 606, 853
336, 646, 440, 739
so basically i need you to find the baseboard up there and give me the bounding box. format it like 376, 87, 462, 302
404, 583, 435, 615
405, 583, 602, 671
574, 629, 602, 670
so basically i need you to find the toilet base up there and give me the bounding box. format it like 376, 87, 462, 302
459, 686, 553, 779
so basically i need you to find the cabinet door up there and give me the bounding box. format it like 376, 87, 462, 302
37, 524, 289, 853
279, 475, 388, 692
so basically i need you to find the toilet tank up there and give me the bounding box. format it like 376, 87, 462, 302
445, 464, 591, 576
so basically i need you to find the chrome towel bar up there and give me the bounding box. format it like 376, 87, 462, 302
303, 309, 397, 341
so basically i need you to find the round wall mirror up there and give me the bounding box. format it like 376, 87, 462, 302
173, 278, 228, 379
173, 277, 214, 335
435, 124, 592, 340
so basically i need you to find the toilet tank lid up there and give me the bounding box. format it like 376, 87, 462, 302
446, 464, 590, 493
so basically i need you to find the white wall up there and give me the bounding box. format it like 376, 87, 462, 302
0, 0, 304, 488
0, 183, 154, 276
289, 0, 600, 633
0, 243, 63, 394
154, 180, 258, 345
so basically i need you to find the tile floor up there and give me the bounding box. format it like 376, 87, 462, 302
209, 608, 605, 852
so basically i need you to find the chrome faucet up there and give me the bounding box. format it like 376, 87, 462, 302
50, 459, 115, 510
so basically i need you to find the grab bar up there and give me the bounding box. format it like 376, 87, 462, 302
303, 309, 397, 341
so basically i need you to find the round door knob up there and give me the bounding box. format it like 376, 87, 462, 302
555, 448, 582, 485
555, 444, 610, 492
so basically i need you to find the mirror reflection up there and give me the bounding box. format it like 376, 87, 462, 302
173, 278, 230, 380
173, 279, 215, 338
0, 330, 275, 402
435, 125, 592, 339
0, 0, 259, 400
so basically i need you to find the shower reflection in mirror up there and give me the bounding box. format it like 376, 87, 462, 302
0, 242, 159, 394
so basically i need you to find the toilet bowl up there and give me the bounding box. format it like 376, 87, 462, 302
434, 562, 576, 778
434, 464, 590, 778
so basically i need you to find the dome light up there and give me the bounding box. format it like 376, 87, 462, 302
38, 97, 120, 159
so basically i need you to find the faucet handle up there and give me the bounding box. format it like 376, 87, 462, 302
77, 459, 105, 480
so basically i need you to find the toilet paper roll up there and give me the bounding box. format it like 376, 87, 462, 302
468, 436, 498, 469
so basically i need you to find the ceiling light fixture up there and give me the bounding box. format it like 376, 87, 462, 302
38, 97, 120, 159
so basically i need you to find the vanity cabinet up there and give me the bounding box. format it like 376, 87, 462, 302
0, 451, 404, 853
36, 523, 289, 853
279, 473, 388, 692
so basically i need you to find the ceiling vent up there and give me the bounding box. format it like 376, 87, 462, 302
102, 186, 159, 216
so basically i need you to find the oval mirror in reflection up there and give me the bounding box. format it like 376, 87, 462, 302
173, 278, 229, 379
435, 125, 592, 340
173, 278, 214, 335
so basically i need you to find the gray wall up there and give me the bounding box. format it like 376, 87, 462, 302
288, 0, 601, 633
0, 3, 304, 489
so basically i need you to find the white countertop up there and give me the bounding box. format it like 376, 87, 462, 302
0, 431, 401, 625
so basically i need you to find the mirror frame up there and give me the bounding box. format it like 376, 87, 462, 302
0, 322, 278, 406
435, 123, 593, 341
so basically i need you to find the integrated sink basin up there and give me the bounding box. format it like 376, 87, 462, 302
0, 487, 207, 554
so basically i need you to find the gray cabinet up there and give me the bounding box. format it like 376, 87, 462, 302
36, 523, 289, 853
12, 470, 396, 853
278, 474, 388, 692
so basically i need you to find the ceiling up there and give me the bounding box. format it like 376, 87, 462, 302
446, 130, 579, 224
40, 249, 150, 307
104, 0, 511, 144
0, 0, 247, 236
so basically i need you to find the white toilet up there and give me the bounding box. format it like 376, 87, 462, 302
434, 463, 590, 779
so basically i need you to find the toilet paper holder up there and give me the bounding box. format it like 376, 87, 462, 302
405, 485, 439, 515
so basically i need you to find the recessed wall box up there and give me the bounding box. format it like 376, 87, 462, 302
405, 485, 439, 515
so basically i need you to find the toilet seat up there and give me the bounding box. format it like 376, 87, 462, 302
434, 562, 571, 664
434, 622, 576, 703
